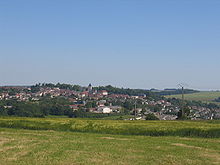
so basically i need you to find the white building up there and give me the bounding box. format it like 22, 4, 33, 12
97, 106, 112, 113
99, 90, 108, 96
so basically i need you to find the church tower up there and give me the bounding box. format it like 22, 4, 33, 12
88, 83, 92, 92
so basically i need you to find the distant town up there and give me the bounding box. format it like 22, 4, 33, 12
0, 83, 220, 120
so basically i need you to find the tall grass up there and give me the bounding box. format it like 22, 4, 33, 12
0, 117, 219, 138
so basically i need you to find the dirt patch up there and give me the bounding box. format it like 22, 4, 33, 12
171, 143, 218, 152
88, 152, 112, 164
0, 146, 16, 152
171, 143, 203, 150
0, 137, 15, 146
6, 150, 30, 161
156, 146, 161, 149
100, 137, 132, 141
178, 137, 195, 141
21, 132, 54, 137
0, 138, 9, 145
172, 143, 220, 163
201, 153, 220, 164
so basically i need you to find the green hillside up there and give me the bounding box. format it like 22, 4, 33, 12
166, 91, 220, 104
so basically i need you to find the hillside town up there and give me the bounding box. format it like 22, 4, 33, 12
0, 84, 220, 120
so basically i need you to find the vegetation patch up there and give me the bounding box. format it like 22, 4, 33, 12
0, 117, 220, 138
0, 128, 220, 165
166, 91, 220, 104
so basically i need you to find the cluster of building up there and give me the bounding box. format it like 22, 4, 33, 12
189, 106, 220, 120
0, 85, 220, 120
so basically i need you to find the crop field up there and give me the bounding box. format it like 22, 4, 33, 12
0, 117, 220, 165
0, 117, 220, 137
166, 91, 220, 104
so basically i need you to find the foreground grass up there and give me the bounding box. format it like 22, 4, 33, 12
0, 128, 220, 165
0, 117, 220, 138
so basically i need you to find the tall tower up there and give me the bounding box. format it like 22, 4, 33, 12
88, 83, 92, 92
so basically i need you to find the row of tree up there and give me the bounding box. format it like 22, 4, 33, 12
153, 88, 199, 95
31, 83, 82, 93
0, 97, 73, 117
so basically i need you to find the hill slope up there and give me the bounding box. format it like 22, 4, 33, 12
166, 91, 220, 104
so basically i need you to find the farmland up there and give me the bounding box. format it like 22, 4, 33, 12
166, 91, 220, 104
0, 117, 220, 137
0, 128, 220, 165
0, 117, 220, 165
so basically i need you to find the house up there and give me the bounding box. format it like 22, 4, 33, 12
88, 108, 97, 113
4, 106, 13, 109
99, 90, 108, 96
109, 106, 122, 113
79, 91, 89, 98
135, 108, 143, 114
97, 100, 106, 107
69, 105, 79, 111
131, 96, 139, 99
97, 106, 112, 113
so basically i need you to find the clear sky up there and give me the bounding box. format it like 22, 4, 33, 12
0, 0, 219, 90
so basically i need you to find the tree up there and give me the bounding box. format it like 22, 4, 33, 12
0, 106, 8, 116
85, 101, 96, 108
145, 113, 159, 120
177, 106, 190, 120
214, 97, 220, 102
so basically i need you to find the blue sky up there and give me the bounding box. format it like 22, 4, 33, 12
0, 0, 220, 90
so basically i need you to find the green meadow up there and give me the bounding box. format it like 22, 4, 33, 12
0, 117, 220, 165
166, 91, 220, 104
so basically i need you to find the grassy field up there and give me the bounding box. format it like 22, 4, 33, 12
0, 117, 220, 165
166, 91, 220, 104
0, 117, 220, 137
1, 128, 220, 165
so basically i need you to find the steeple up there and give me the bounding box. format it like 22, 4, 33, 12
88, 83, 92, 92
